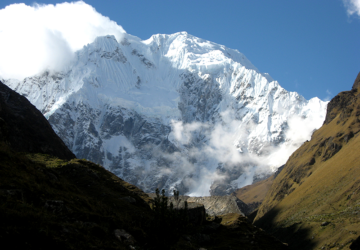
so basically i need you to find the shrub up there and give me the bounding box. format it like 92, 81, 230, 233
149, 188, 190, 248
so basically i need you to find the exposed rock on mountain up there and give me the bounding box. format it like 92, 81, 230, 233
166, 195, 250, 216
3, 32, 327, 195
253, 73, 360, 249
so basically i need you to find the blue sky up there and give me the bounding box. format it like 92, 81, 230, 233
0, 0, 359, 101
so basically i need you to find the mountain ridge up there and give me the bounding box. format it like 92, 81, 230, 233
2, 32, 327, 195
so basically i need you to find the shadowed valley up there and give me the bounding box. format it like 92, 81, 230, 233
0, 80, 288, 249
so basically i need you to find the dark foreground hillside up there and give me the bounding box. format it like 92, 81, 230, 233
0, 81, 75, 160
253, 73, 360, 250
0, 80, 288, 249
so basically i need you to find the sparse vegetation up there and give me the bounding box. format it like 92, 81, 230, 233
254, 83, 360, 249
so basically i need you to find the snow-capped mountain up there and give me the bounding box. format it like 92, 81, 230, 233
3, 32, 327, 195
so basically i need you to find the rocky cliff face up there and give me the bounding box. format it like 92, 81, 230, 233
166, 195, 250, 216
3, 32, 327, 195
253, 73, 360, 249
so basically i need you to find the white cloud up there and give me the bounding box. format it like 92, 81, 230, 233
0, 1, 126, 80
324, 89, 332, 102
343, 0, 360, 17
261, 112, 323, 171
187, 168, 226, 196
168, 104, 326, 195
170, 120, 207, 145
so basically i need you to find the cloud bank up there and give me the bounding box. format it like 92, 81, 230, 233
343, 0, 360, 17
168, 107, 325, 196
0, 1, 126, 80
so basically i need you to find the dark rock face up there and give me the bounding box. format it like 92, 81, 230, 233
48, 102, 179, 191
0, 81, 75, 160
324, 76, 360, 125
324, 90, 356, 125
178, 72, 222, 123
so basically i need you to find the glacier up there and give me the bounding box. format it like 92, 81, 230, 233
2, 32, 327, 196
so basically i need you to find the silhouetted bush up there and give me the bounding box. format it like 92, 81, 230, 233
149, 188, 190, 248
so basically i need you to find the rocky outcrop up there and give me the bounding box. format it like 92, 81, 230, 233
167, 195, 250, 216
0, 81, 75, 160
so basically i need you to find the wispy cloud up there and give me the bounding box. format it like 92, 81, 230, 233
343, 0, 360, 17
324, 89, 332, 102
167, 105, 326, 196
0, 1, 126, 80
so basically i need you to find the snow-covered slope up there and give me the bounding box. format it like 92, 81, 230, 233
3, 32, 327, 195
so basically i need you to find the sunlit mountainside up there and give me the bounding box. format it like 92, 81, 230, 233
3, 32, 327, 196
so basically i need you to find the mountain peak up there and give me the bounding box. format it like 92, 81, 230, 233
94, 34, 118, 42
3, 31, 328, 196
175, 31, 189, 36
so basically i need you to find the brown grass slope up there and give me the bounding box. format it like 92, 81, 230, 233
233, 175, 275, 215
254, 73, 360, 250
